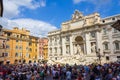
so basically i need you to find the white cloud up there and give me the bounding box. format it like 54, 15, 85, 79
40, 0, 46, 7
3, 0, 46, 18
73, 0, 85, 4
73, 0, 112, 14
0, 18, 57, 37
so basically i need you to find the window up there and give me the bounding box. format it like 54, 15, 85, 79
7, 38, 9, 41
7, 33, 11, 36
16, 46, 18, 49
6, 45, 10, 49
2, 41, 6, 49
55, 47, 57, 53
115, 42, 119, 50
19, 46, 22, 50
103, 43, 109, 50
90, 32, 96, 38
2, 53, 4, 57
29, 42, 32, 46
29, 48, 32, 51
16, 40, 19, 42
50, 48, 52, 53
60, 47, 62, 54
4, 53, 8, 57
103, 28, 107, 35
66, 36, 69, 41
17, 35, 19, 38
15, 53, 18, 57
26, 53, 29, 58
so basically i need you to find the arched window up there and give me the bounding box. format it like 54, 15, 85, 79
114, 41, 120, 50
103, 42, 109, 50
50, 48, 52, 53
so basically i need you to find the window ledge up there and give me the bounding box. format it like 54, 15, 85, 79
114, 50, 120, 53
103, 50, 111, 53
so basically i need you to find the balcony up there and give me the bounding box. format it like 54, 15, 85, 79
103, 50, 111, 53
102, 35, 109, 40
114, 50, 120, 53
65, 41, 70, 45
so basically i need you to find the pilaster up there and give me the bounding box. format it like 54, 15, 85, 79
62, 37, 66, 55
96, 30, 103, 55
70, 36, 73, 55
85, 32, 91, 54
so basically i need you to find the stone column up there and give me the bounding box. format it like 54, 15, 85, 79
83, 43, 86, 55
85, 32, 91, 54
108, 28, 113, 54
70, 36, 73, 55
72, 44, 75, 55
62, 37, 66, 55
58, 47, 61, 55
96, 30, 103, 55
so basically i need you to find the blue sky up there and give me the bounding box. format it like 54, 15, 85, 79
0, 0, 120, 37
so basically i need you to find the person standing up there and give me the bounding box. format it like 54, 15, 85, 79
66, 68, 72, 80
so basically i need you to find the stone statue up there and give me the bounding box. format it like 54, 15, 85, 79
72, 10, 83, 20
91, 43, 96, 53
76, 44, 83, 55
66, 46, 70, 54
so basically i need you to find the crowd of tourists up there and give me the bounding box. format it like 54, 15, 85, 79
0, 62, 120, 80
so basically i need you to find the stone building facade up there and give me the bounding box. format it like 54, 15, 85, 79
48, 10, 120, 65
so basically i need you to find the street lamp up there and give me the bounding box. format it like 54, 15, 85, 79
0, 0, 3, 17
96, 48, 101, 65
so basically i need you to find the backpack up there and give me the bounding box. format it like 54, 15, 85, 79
40, 71, 44, 77
55, 71, 59, 78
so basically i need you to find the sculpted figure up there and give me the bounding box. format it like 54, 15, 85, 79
76, 44, 83, 55
91, 43, 96, 53
66, 46, 70, 54
72, 10, 83, 20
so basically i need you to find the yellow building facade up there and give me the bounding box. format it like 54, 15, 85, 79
3, 27, 39, 64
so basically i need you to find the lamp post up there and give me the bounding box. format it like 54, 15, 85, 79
0, 0, 3, 17
96, 49, 101, 65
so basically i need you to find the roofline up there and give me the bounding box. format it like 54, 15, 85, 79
102, 14, 120, 20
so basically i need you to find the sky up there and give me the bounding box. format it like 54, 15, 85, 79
0, 0, 120, 37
